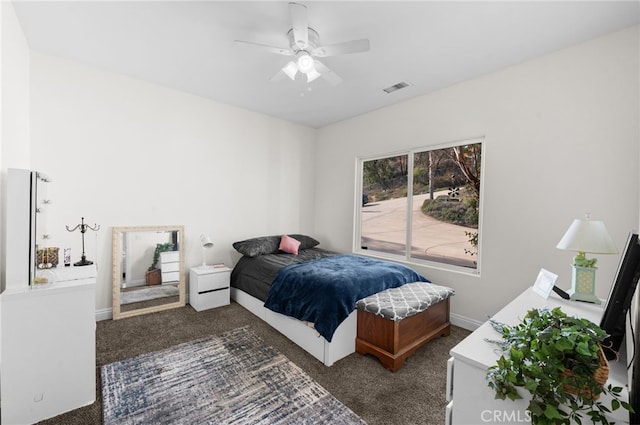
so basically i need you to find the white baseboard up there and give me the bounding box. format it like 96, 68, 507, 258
450, 312, 484, 331
96, 308, 112, 322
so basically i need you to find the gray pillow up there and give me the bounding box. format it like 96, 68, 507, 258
289, 234, 321, 250
233, 234, 320, 257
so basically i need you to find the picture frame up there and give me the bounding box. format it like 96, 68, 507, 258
532, 268, 558, 299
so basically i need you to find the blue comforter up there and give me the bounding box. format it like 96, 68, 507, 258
263, 254, 429, 342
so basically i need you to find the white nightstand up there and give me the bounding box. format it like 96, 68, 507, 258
189, 266, 231, 311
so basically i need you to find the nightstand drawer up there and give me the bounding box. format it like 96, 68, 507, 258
198, 272, 229, 292
194, 288, 230, 311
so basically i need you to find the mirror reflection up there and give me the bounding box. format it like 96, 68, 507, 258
112, 225, 185, 319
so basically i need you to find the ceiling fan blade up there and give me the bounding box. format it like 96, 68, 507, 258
314, 39, 371, 57
289, 2, 308, 49
233, 40, 292, 56
270, 69, 287, 82
314, 60, 343, 86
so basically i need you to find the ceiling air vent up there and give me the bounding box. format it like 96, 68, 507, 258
383, 81, 410, 94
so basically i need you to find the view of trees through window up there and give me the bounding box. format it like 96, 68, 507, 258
360, 141, 482, 270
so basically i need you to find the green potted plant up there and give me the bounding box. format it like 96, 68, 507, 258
145, 242, 175, 285
486, 307, 633, 425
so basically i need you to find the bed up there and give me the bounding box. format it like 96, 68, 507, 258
230, 234, 439, 366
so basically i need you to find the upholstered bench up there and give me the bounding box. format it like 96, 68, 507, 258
355, 282, 454, 372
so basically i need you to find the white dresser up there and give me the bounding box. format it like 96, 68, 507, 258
160, 250, 180, 283
1, 266, 97, 425
446, 287, 629, 425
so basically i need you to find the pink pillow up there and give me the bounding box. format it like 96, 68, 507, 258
279, 235, 301, 255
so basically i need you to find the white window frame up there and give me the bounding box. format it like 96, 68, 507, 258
354, 138, 485, 276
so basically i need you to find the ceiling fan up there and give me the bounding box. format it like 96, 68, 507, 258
233, 2, 370, 85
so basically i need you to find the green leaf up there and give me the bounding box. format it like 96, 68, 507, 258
611, 399, 620, 411
525, 379, 538, 392
510, 347, 524, 362
528, 400, 544, 416
555, 338, 573, 352
544, 404, 563, 420
576, 341, 591, 356
621, 401, 635, 412
506, 389, 522, 401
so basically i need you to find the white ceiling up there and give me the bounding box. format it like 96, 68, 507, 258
12, 1, 640, 128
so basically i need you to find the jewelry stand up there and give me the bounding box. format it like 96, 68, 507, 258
65, 217, 100, 266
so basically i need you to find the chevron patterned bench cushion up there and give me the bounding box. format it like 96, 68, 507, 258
356, 282, 455, 322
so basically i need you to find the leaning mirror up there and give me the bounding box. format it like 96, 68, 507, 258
112, 225, 185, 320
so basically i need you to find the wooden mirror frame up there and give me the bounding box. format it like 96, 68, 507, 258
112, 225, 186, 320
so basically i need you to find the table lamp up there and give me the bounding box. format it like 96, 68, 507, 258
200, 235, 214, 267
556, 214, 617, 304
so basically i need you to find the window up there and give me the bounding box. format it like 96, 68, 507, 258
357, 139, 483, 272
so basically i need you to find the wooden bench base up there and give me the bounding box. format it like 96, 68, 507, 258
355, 298, 451, 372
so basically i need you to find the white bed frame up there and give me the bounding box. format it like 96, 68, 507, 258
231, 287, 356, 366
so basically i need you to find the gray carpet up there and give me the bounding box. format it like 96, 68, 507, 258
38, 301, 470, 425
102, 326, 365, 424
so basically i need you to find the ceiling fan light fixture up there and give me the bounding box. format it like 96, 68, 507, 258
307, 68, 321, 83
235, 3, 368, 87
282, 61, 298, 80
296, 52, 315, 74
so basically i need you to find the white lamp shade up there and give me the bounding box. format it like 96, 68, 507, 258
200, 235, 214, 248
556, 218, 618, 254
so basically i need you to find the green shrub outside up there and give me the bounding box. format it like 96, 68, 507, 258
421, 195, 478, 228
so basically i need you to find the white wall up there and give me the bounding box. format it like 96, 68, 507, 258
0, 0, 30, 291
315, 26, 640, 325
28, 52, 317, 315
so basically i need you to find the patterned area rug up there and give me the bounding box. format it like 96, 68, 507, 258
101, 326, 367, 424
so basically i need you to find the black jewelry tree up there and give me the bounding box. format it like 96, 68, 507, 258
65, 217, 100, 266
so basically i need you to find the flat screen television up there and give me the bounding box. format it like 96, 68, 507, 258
599, 231, 640, 361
